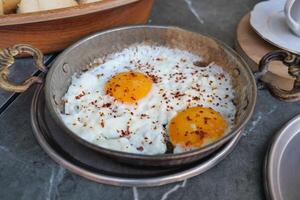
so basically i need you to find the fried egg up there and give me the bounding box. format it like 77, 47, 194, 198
61, 44, 236, 155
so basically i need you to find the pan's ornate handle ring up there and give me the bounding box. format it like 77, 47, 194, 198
0, 44, 47, 93
257, 50, 300, 102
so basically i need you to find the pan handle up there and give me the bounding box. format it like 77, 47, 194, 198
0, 44, 47, 93
256, 50, 300, 102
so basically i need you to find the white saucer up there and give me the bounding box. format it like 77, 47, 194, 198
250, 0, 300, 55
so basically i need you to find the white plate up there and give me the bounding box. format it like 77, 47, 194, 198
265, 114, 300, 200
250, 0, 300, 55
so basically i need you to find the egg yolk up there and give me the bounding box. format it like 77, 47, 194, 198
105, 71, 153, 104
169, 107, 228, 148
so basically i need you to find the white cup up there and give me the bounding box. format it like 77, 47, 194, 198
285, 0, 300, 36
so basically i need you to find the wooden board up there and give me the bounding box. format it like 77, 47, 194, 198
0, 0, 153, 54
235, 13, 295, 91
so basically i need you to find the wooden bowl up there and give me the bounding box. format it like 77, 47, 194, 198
0, 0, 153, 54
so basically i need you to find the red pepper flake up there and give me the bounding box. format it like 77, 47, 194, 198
194, 130, 205, 139
186, 116, 192, 121
130, 72, 137, 77
171, 91, 185, 98
204, 117, 210, 124
99, 112, 104, 116
192, 96, 200, 101
100, 119, 105, 128
102, 103, 112, 108
219, 73, 225, 79
148, 74, 160, 83
141, 114, 148, 118
75, 91, 86, 100
136, 146, 144, 151
121, 126, 130, 137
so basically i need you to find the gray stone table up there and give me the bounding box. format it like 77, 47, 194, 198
0, 55, 54, 113
1, 0, 300, 199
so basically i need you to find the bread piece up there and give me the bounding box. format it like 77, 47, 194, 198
18, 0, 78, 13
78, 0, 102, 4
38, 0, 78, 11
0, 0, 3, 15
3, 0, 20, 14
18, 0, 39, 13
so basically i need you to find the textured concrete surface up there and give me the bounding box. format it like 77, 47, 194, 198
1, 0, 299, 199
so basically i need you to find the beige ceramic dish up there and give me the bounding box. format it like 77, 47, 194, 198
0, 26, 257, 166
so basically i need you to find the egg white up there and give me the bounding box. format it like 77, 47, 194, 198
61, 44, 236, 155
